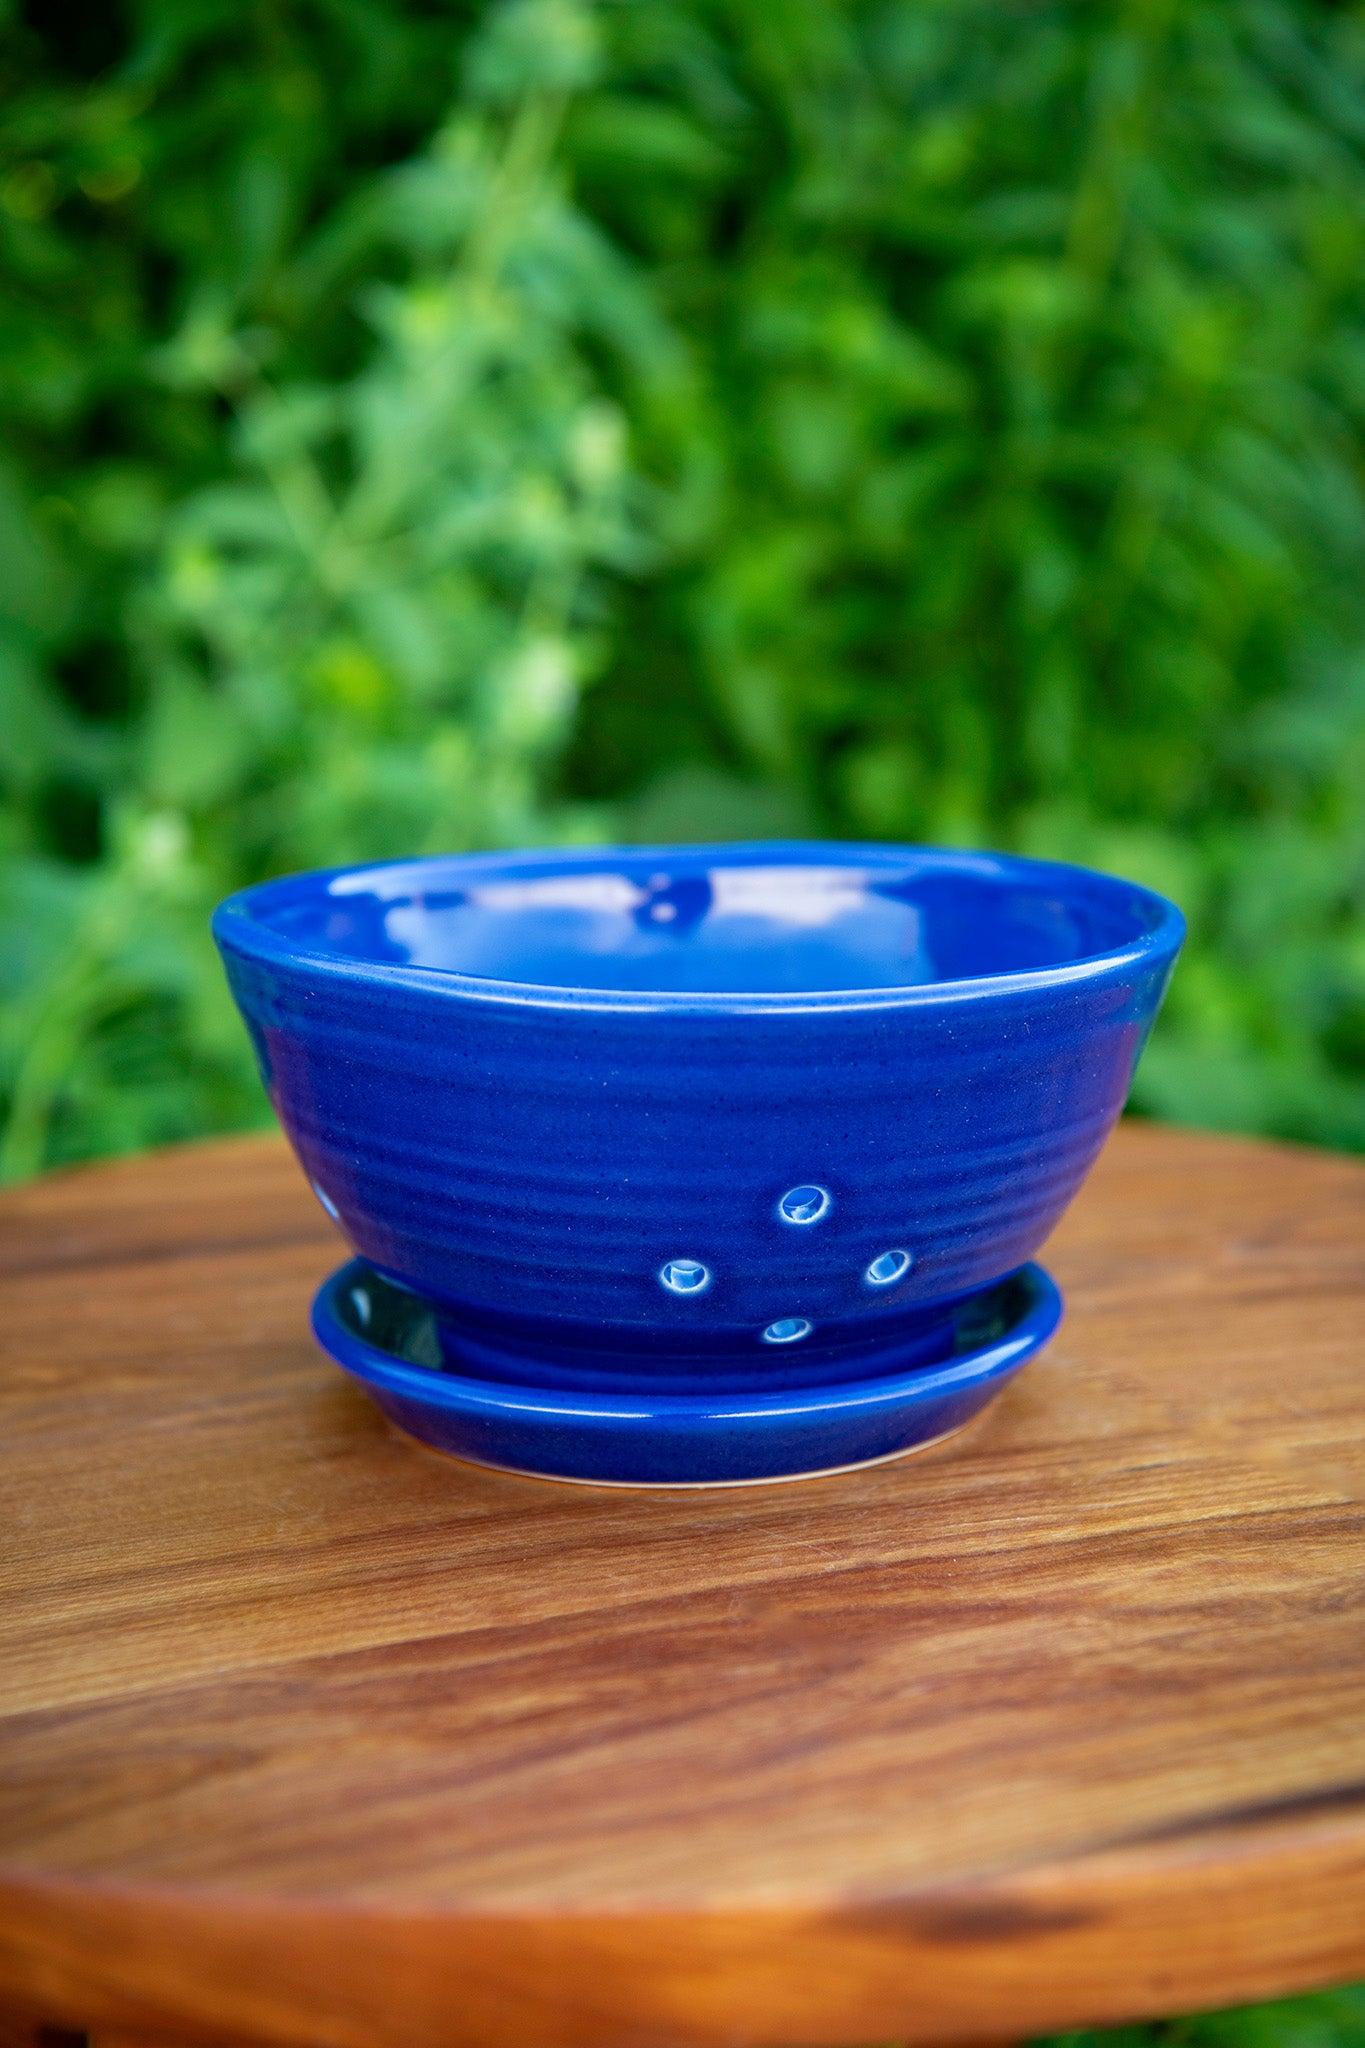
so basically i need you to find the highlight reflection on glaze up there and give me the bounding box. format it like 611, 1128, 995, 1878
778, 1185, 830, 1226
660, 1258, 711, 1295
763, 1317, 813, 1344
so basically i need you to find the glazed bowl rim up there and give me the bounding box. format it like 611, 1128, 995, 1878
212, 839, 1186, 1015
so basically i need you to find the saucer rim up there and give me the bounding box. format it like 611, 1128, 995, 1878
312, 1258, 1063, 1422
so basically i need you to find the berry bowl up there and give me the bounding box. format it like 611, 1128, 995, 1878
213, 842, 1182, 1483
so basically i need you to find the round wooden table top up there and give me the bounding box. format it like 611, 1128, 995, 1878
1, 1123, 1364, 2048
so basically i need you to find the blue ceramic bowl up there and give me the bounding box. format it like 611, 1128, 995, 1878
214, 842, 1182, 1383
312, 1258, 1063, 1486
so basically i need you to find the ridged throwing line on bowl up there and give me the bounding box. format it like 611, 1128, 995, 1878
779, 1185, 830, 1226
660, 1259, 711, 1296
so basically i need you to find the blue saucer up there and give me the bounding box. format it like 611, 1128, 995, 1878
312, 1260, 1063, 1487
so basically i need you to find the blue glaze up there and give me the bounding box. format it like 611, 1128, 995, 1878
214, 841, 1182, 1419
660, 1258, 710, 1296
866, 1249, 913, 1288
762, 1317, 813, 1344
779, 1185, 831, 1226
311, 1259, 1063, 1485
350, 1284, 964, 1397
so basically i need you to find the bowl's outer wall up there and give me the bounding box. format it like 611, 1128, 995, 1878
218, 933, 1178, 1349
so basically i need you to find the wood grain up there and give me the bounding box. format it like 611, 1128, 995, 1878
0, 1124, 1363, 2048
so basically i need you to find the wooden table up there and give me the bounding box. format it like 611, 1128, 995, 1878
1, 1123, 1364, 2048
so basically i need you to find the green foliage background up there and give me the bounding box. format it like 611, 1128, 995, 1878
5, 0, 1365, 1185
1043, 1987, 1365, 2048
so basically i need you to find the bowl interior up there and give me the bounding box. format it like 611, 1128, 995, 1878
243, 847, 1167, 996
